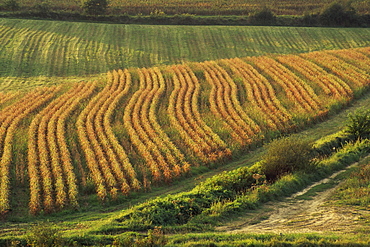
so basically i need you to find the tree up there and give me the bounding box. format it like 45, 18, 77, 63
249, 7, 276, 25
2, 0, 20, 11
319, 2, 359, 26
261, 136, 314, 181
82, 0, 109, 16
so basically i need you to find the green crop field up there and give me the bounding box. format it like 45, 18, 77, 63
1, 18, 370, 91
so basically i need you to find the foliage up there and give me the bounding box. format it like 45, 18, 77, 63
249, 7, 276, 25
345, 108, 370, 140
32, 0, 51, 14
25, 222, 63, 247
113, 227, 167, 247
1, 0, 19, 11
319, 2, 360, 26
114, 138, 370, 233
261, 136, 315, 181
82, 0, 109, 15
313, 131, 354, 157
116, 167, 258, 228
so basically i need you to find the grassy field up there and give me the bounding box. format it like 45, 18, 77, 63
1, 18, 370, 90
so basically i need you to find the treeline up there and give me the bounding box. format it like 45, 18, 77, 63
0, 0, 369, 27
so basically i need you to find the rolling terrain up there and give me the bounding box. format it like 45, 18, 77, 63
0, 18, 370, 246
1, 46, 369, 216
1, 18, 370, 90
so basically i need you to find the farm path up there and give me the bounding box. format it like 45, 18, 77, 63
217, 160, 368, 234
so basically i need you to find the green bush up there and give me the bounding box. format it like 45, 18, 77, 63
82, 0, 109, 15
113, 227, 167, 247
345, 108, 370, 140
32, 0, 51, 14
319, 2, 359, 26
249, 7, 276, 25
26, 222, 63, 247
261, 136, 314, 181
2, 0, 20, 11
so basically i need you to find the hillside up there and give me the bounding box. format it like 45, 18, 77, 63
1, 19, 370, 246
0, 45, 369, 216
1, 18, 370, 90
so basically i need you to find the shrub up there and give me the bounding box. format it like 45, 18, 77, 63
261, 136, 314, 181
33, 0, 51, 14
26, 222, 63, 247
2, 0, 20, 11
319, 2, 359, 26
249, 7, 276, 25
82, 0, 109, 15
113, 227, 167, 247
345, 108, 370, 140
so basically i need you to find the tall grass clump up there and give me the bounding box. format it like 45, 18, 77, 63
260, 136, 315, 182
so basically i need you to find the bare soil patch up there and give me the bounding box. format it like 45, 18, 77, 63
217, 162, 370, 234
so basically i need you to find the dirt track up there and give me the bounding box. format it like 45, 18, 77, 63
217, 162, 369, 234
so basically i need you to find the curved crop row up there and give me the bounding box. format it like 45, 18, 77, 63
198, 61, 261, 145
221, 58, 292, 130
247, 56, 322, 114
325, 48, 370, 72
28, 82, 95, 214
300, 52, 370, 89
104, 70, 141, 191
357, 47, 370, 57
0, 91, 20, 106
168, 64, 231, 162
77, 70, 139, 200
123, 67, 190, 183
275, 54, 353, 100
0, 87, 59, 214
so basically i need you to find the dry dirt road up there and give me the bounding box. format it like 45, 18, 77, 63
217, 161, 370, 234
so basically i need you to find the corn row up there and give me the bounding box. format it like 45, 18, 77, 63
248, 56, 321, 113
141, 68, 189, 180
276, 54, 353, 100
0, 91, 20, 106
78, 73, 132, 199
222, 58, 292, 130
325, 49, 370, 72
1, 87, 59, 214
56, 82, 96, 207
104, 70, 141, 191
168, 64, 231, 162
300, 52, 369, 88
124, 68, 189, 183
199, 61, 259, 145
28, 82, 94, 214
123, 69, 163, 183
184, 65, 229, 149
92, 74, 129, 196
